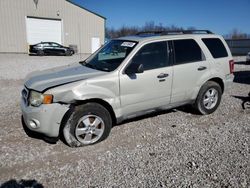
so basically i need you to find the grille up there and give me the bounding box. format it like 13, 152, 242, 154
22, 88, 29, 106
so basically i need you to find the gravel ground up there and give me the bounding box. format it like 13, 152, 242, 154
0, 54, 89, 80
0, 54, 249, 187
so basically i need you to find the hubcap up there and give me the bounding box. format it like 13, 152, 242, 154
75, 115, 105, 145
203, 88, 218, 110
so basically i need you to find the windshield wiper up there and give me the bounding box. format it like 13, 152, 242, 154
79, 61, 95, 68
79, 60, 110, 72
85, 63, 97, 69
79, 60, 87, 65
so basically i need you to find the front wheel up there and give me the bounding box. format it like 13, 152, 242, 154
63, 103, 112, 147
65, 50, 73, 56
194, 81, 222, 115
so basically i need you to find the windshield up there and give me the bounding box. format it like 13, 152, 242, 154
82, 40, 137, 72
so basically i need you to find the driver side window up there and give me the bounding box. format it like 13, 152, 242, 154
131, 41, 169, 71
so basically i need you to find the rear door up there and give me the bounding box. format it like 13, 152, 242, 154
171, 39, 210, 103
42, 43, 52, 54
119, 41, 173, 116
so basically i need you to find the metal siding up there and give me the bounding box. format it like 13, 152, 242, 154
0, 0, 105, 53
226, 39, 250, 56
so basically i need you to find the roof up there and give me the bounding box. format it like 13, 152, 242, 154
66, 0, 106, 20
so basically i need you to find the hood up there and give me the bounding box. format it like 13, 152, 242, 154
25, 63, 107, 92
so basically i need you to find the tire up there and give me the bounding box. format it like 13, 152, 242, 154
194, 81, 222, 115
63, 103, 112, 147
243, 101, 250, 110
65, 50, 72, 56
37, 50, 44, 56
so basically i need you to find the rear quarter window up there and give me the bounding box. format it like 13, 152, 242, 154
202, 38, 228, 58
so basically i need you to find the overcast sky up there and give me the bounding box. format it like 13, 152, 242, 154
72, 0, 250, 35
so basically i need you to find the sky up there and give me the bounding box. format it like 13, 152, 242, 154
72, 0, 250, 35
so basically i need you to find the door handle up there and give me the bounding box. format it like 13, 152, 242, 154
157, 73, 169, 79
197, 66, 207, 71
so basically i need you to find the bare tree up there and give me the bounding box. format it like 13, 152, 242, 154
225, 28, 248, 39
106, 22, 192, 39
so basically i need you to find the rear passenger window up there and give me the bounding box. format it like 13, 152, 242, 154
131, 41, 169, 71
173, 39, 204, 64
202, 38, 228, 58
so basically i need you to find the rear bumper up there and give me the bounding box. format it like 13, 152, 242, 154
21, 99, 70, 138
224, 74, 234, 91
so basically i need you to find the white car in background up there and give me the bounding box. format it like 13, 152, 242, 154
246, 52, 250, 63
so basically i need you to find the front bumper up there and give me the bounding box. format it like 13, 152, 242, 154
21, 99, 70, 138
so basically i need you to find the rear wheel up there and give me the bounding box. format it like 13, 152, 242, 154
63, 103, 112, 147
243, 101, 250, 110
37, 50, 44, 56
194, 81, 222, 115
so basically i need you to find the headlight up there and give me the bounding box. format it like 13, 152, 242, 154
29, 91, 53, 107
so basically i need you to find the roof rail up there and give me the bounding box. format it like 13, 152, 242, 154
136, 30, 213, 36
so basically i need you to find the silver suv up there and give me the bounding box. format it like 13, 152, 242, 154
21, 30, 234, 147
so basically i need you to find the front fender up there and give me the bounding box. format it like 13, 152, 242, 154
46, 77, 121, 113
72, 83, 119, 107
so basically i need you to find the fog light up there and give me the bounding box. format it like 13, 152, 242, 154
29, 119, 40, 129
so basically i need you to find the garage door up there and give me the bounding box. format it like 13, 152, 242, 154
26, 17, 62, 45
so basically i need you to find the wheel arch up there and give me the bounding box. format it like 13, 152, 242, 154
70, 98, 117, 125
191, 77, 225, 101
207, 77, 224, 93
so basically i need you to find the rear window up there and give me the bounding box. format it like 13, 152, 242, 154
173, 39, 204, 64
202, 38, 228, 58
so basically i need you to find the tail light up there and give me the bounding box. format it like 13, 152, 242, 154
229, 60, 234, 74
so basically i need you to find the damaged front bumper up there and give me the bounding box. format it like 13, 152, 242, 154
21, 98, 70, 138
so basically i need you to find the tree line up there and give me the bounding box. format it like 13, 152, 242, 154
223, 29, 250, 39
105, 21, 195, 39
105, 22, 250, 39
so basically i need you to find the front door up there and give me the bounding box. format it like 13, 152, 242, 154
50, 42, 64, 55
119, 41, 173, 117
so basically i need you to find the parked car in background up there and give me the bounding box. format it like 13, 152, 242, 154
29, 42, 74, 56
246, 52, 250, 63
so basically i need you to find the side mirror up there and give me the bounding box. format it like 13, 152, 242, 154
125, 63, 144, 74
